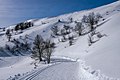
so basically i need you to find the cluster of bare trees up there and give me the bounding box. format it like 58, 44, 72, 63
51, 12, 103, 46
73, 12, 103, 46
82, 13, 105, 46
2, 12, 104, 62
51, 24, 75, 46
51, 25, 71, 37
0, 36, 31, 56
75, 12, 102, 35
5, 21, 33, 42
31, 35, 55, 64
82, 12, 102, 31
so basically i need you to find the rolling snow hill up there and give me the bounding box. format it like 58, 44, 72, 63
0, 0, 120, 80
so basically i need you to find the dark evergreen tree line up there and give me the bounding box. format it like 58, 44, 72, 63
14, 22, 33, 31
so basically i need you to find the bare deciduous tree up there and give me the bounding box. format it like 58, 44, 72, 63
69, 36, 74, 46
51, 26, 59, 36
43, 39, 55, 64
75, 22, 83, 36
32, 35, 45, 61
82, 12, 102, 31
6, 29, 12, 41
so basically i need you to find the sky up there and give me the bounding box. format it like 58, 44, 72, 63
0, 0, 117, 27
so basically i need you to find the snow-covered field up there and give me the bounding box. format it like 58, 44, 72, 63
0, 0, 120, 80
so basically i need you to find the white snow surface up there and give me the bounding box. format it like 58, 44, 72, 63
0, 56, 35, 80
0, 0, 120, 80
85, 12, 120, 78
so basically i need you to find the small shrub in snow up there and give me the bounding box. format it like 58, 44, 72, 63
6, 29, 12, 41
68, 17, 73, 23
69, 40, 74, 46
60, 28, 66, 35
88, 34, 94, 46
88, 30, 105, 46
51, 25, 59, 36
68, 35, 75, 46
63, 25, 71, 34
5, 44, 11, 51
75, 22, 84, 36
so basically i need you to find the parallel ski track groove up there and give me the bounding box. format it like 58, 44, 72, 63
18, 63, 61, 80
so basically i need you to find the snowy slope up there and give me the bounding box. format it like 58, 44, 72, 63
85, 12, 120, 78
0, 56, 35, 80
0, 0, 120, 80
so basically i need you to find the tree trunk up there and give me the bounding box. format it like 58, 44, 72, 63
47, 56, 50, 64
39, 50, 42, 61
79, 32, 81, 36
91, 25, 94, 31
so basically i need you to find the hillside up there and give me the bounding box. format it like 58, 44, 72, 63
0, 0, 120, 80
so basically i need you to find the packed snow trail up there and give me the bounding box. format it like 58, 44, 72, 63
18, 59, 97, 80
33, 62, 97, 80
33, 62, 80, 80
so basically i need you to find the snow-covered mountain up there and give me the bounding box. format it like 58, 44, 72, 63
0, 0, 120, 80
